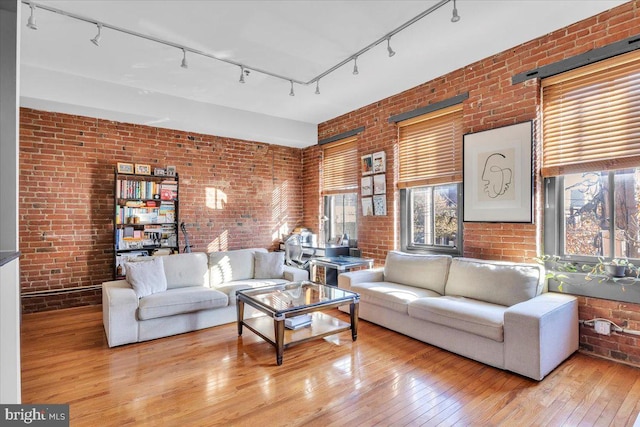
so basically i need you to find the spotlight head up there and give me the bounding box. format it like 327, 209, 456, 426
315, 81, 320, 95
352, 57, 359, 75
239, 66, 245, 83
27, 4, 37, 30
387, 39, 396, 57
289, 81, 295, 96
181, 49, 188, 69
90, 24, 102, 46
451, 0, 461, 22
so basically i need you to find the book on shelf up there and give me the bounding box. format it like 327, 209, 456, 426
285, 314, 313, 329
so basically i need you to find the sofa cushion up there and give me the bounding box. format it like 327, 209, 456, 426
409, 296, 507, 342
138, 286, 228, 320
209, 248, 266, 286
125, 257, 168, 298
351, 281, 441, 314
383, 251, 451, 295
444, 258, 543, 307
216, 279, 288, 305
254, 251, 285, 279
161, 252, 209, 289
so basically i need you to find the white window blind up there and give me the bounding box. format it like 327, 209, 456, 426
322, 136, 358, 194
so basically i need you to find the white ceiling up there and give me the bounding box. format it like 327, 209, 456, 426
19, 0, 627, 148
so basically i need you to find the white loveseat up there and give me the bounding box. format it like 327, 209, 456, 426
102, 248, 308, 347
338, 251, 579, 380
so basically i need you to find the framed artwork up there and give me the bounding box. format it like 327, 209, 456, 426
361, 176, 373, 196
166, 165, 177, 176
373, 174, 386, 195
117, 162, 134, 174
463, 121, 533, 223
361, 155, 373, 175
135, 164, 151, 175
372, 151, 386, 174
154, 168, 166, 176
361, 197, 373, 216
373, 195, 387, 216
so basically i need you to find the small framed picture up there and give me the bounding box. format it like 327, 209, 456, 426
372, 151, 386, 174
117, 162, 134, 174
135, 164, 151, 175
154, 168, 166, 176
361, 176, 373, 196
361, 155, 373, 175
166, 165, 177, 176
373, 174, 386, 195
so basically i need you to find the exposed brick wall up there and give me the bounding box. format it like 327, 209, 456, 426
19, 108, 303, 313
304, 1, 640, 366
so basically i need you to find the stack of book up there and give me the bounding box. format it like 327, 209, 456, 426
285, 314, 312, 330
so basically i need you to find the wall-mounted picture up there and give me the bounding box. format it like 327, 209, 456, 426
117, 162, 134, 174
361, 176, 373, 196
463, 121, 533, 222
373, 174, 386, 195
135, 164, 151, 175
373, 195, 387, 216
372, 151, 386, 174
361, 155, 373, 175
154, 168, 166, 176
166, 165, 177, 176
361, 197, 373, 216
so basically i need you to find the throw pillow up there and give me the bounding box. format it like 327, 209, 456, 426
254, 251, 285, 279
125, 256, 168, 298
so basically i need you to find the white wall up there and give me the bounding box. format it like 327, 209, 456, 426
0, 0, 21, 404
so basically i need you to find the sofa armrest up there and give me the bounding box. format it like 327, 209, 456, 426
504, 292, 579, 380
338, 268, 384, 290
102, 280, 140, 347
283, 265, 309, 282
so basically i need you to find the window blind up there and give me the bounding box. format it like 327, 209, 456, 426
397, 104, 463, 188
542, 50, 640, 177
322, 136, 358, 194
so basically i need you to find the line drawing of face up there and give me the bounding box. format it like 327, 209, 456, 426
481, 153, 512, 198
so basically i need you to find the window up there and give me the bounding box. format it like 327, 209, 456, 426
397, 104, 463, 254
542, 50, 640, 262
322, 137, 358, 242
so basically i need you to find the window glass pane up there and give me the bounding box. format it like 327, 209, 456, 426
434, 184, 458, 247
409, 184, 458, 247
328, 193, 357, 240
613, 169, 640, 259
563, 172, 609, 257
411, 187, 433, 245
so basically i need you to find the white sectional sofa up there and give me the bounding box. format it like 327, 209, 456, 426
102, 248, 308, 347
338, 251, 579, 380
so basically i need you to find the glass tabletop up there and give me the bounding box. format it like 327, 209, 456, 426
236, 281, 358, 314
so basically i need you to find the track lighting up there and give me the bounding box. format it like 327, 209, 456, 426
315, 80, 320, 95
387, 38, 396, 57
26, 3, 37, 30
289, 80, 295, 96
353, 57, 359, 75
90, 24, 102, 46
181, 49, 188, 69
451, 0, 461, 23
239, 66, 245, 83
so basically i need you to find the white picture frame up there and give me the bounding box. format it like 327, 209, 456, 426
361, 154, 373, 175
361, 197, 373, 216
361, 176, 373, 196
373, 174, 386, 195
372, 151, 386, 174
373, 195, 387, 216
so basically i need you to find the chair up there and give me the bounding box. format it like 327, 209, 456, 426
284, 235, 309, 270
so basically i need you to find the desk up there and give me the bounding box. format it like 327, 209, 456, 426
310, 256, 374, 286
301, 243, 349, 258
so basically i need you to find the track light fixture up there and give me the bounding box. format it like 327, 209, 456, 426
315, 80, 320, 95
352, 57, 359, 75
451, 0, 461, 23
90, 24, 102, 46
289, 80, 295, 97
180, 48, 188, 69
239, 66, 245, 83
387, 38, 396, 57
26, 3, 37, 30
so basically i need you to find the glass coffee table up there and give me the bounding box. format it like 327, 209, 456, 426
236, 281, 360, 365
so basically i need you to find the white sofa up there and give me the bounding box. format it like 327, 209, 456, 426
338, 251, 579, 380
102, 248, 308, 347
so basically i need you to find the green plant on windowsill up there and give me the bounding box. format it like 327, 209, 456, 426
534, 255, 640, 292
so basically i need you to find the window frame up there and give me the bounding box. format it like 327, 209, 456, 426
323, 193, 358, 243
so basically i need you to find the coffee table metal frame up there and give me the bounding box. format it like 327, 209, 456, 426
236, 281, 359, 365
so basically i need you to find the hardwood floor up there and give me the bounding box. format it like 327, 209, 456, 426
21, 305, 640, 426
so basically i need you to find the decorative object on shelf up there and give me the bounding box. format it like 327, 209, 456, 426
117, 162, 134, 174
154, 168, 166, 176
372, 151, 386, 174
373, 174, 386, 195
373, 195, 387, 216
135, 164, 152, 175
166, 165, 177, 176
361, 155, 373, 175
361, 197, 373, 216
361, 176, 372, 196
463, 121, 533, 223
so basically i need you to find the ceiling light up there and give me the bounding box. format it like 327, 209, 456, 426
387, 38, 396, 57
353, 57, 359, 75
289, 81, 295, 97
239, 66, 245, 83
181, 49, 188, 69
90, 24, 102, 46
315, 80, 320, 95
451, 0, 461, 23
26, 3, 37, 30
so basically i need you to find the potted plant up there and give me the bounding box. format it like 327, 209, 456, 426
604, 258, 629, 278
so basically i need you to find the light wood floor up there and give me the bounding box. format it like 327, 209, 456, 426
21, 305, 640, 427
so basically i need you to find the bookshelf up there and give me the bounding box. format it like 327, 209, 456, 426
113, 169, 179, 279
